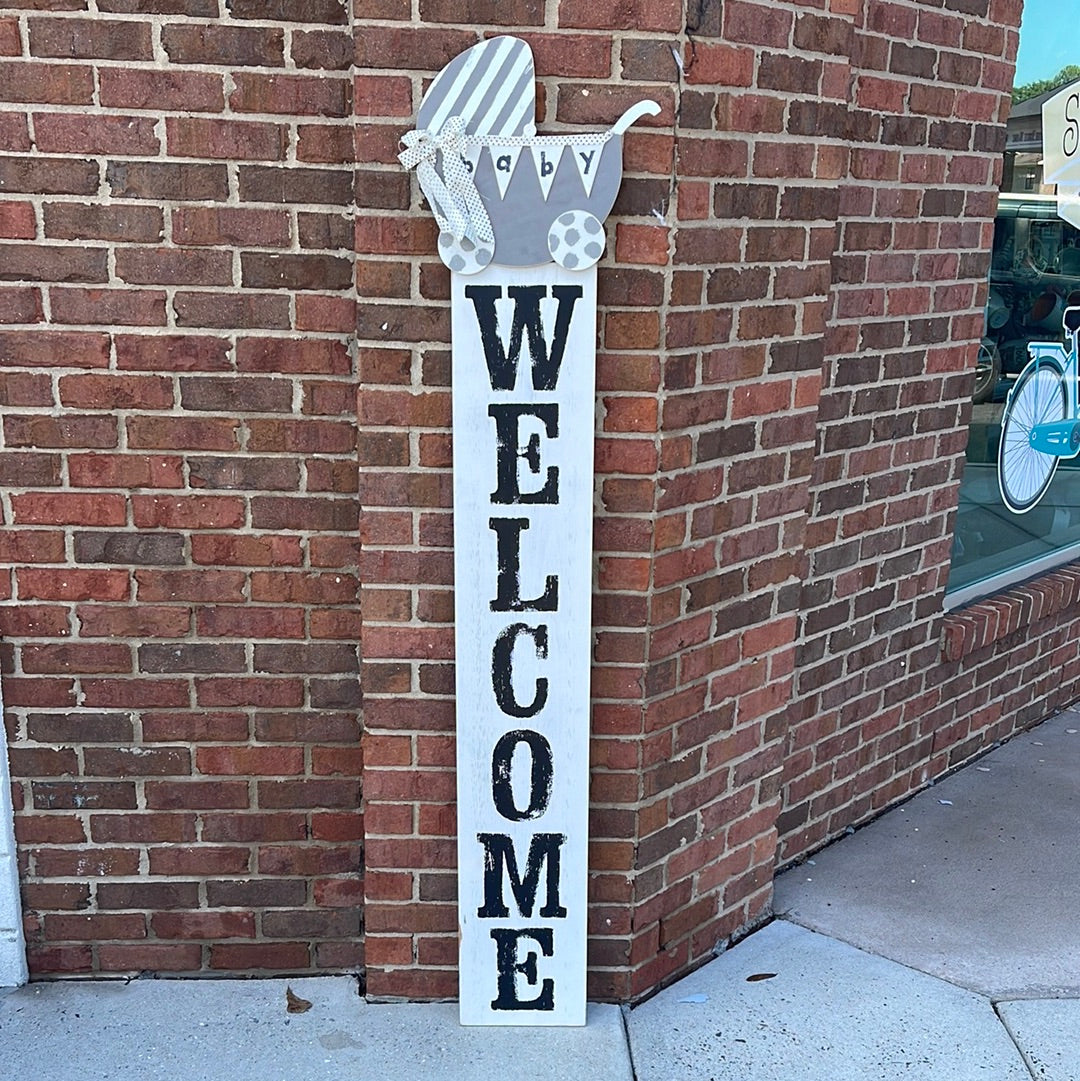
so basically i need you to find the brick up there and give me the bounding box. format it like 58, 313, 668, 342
142, 712, 249, 743
0, 451, 60, 486
257, 779, 359, 809
34, 114, 160, 155
116, 335, 231, 372
298, 124, 355, 164
558, 0, 682, 32
98, 69, 225, 112
0, 531, 65, 563
149, 846, 251, 876
241, 253, 353, 291
232, 0, 347, 21
161, 24, 285, 66
116, 248, 234, 287
292, 30, 353, 70
22, 642, 131, 674
0, 156, 100, 195
196, 746, 304, 775
0, 17, 18, 55
196, 678, 304, 708
51, 288, 166, 327
0, 281, 39, 317
12, 493, 126, 527
258, 845, 357, 875
0, 62, 95, 105
166, 118, 288, 161
44, 203, 163, 243
99, 944, 204, 972
138, 643, 246, 674
80, 678, 189, 708
231, 73, 349, 117
59, 373, 173, 411
205, 879, 306, 908
355, 26, 477, 70
237, 337, 349, 374
210, 942, 310, 971
90, 813, 195, 843
0, 330, 110, 368
145, 780, 250, 810
152, 912, 255, 939
196, 606, 305, 638
238, 166, 353, 205
69, 455, 183, 489
0, 245, 107, 284
108, 161, 229, 202
29, 18, 151, 60
200, 812, 306, 842
192, 536, 302, 570
78, 604, 190, 638
0, 203, 36, 240
135, 569, 246, 603
188, 456, 299, 492
34, 848, 140, 876
173, 293, 291, 331
45, 914, 146, 941
27, 945, 93, 975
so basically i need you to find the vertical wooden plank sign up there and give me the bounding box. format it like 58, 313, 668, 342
400, 37, 657, 1026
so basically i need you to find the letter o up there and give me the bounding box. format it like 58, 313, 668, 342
491, 729, 553, 821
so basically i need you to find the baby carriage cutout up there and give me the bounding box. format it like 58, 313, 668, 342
399, 36, 659, 273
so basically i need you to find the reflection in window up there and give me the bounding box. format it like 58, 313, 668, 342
948, 194, 1080, 604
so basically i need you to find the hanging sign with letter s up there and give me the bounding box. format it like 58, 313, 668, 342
1042, 79, 1080, 227
399, 37, 657, 1026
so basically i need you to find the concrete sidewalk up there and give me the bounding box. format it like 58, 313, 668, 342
3, 707, 1079, 1080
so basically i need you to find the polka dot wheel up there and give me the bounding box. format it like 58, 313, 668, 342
547, 211, 605, 269
438, 231, 493, 275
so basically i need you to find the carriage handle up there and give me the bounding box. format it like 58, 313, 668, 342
611, 100, 661, 134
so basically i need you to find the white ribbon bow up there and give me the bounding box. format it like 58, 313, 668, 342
398, 116, 494, 246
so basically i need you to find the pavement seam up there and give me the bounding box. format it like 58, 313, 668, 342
992, 1000, 1040, 1080
773, 916, 1012, 999
619, 1003, 640, 1081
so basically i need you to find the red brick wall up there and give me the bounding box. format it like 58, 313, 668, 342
357, 0, 1028, 1003
776, 0, 1024, 863
1, 0, 1050, 1003
1, 1, 362, 975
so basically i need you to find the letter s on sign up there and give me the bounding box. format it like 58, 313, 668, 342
1065, 93, 1080, 159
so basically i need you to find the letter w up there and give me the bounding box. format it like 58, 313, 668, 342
476, 832, 567, 919
464, 285, 583, 392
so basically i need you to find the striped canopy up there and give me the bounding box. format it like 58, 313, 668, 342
417, 36, 536, 140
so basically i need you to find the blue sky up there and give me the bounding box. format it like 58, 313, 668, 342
1014, 4, 1080, 85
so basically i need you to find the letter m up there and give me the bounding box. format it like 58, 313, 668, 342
476, 832, 567, 919
464, 285, 582, 392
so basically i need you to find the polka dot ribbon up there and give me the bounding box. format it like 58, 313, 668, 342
399, 116, 495, 246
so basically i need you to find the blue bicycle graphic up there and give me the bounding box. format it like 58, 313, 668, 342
997, 306, 1080, 513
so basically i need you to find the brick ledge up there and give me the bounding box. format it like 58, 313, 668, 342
942, 563, 1080, 661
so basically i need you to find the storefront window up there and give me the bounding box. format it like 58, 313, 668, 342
946, 10, 1080, 606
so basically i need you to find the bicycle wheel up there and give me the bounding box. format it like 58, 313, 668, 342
972, 337, 1001, 404
997, 359, 1067, 513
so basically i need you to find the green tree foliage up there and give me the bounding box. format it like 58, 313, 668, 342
1014, 65, 1080, 104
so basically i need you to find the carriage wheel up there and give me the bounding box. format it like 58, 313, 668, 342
547, 211, 605, 270
998, 359, 1067, 514
438, 231, 493, 275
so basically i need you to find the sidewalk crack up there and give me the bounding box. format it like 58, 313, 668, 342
992, 1000, 1040, 1080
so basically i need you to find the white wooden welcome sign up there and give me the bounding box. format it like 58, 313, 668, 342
400, 37, 657, 1026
